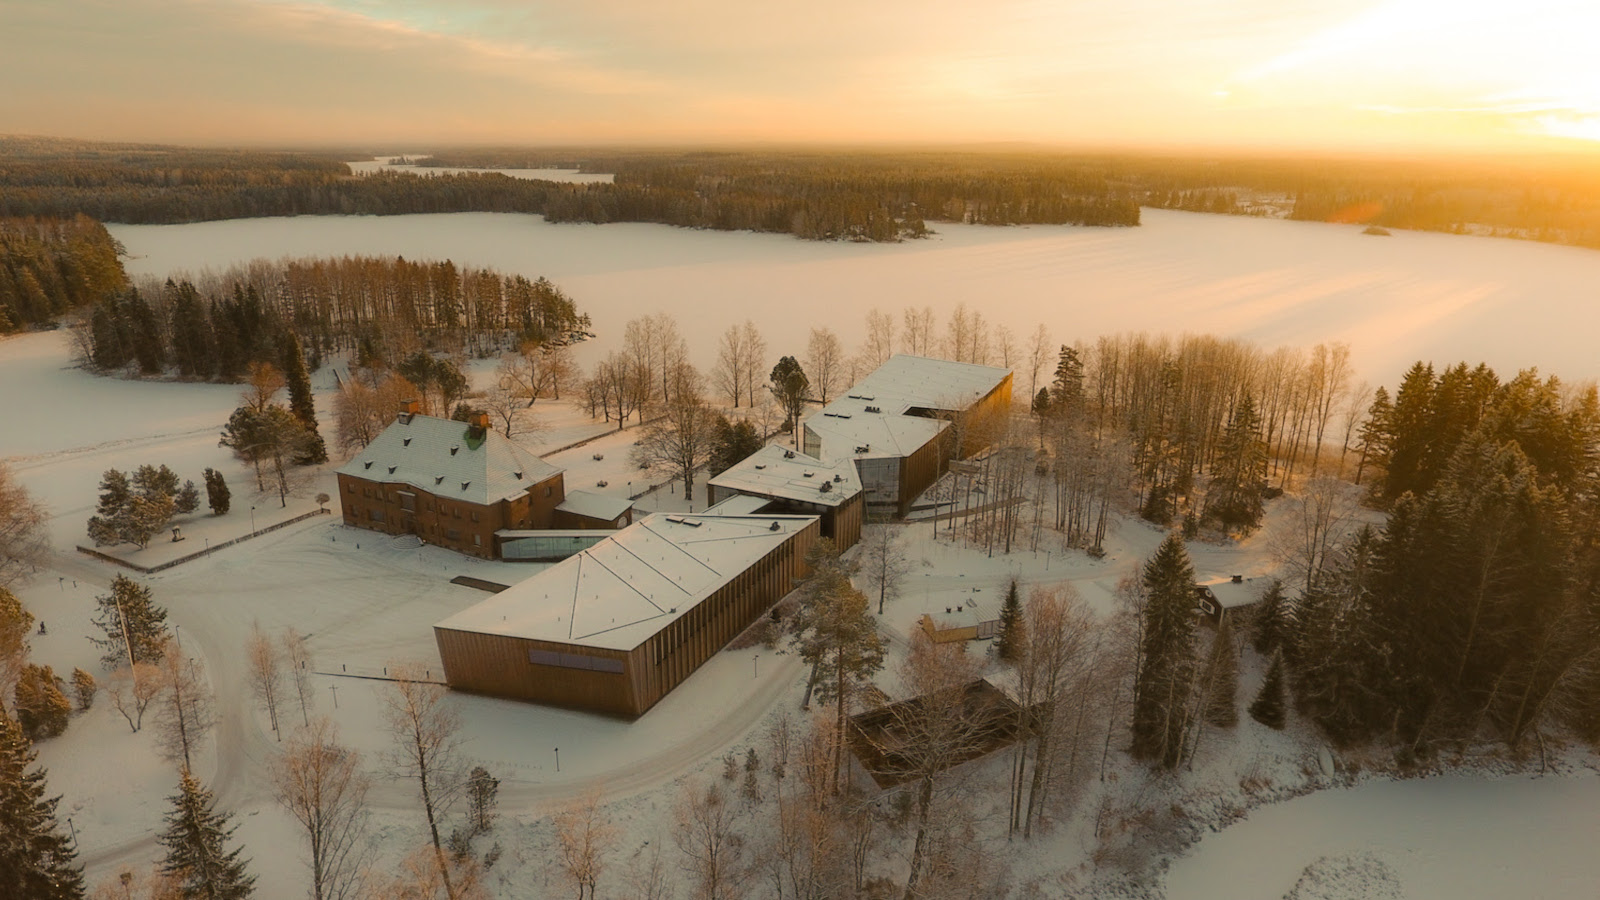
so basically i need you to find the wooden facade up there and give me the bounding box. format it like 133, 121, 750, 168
434, 517, 821, 717
337, 470, 564, 559
704, 485, 864, 551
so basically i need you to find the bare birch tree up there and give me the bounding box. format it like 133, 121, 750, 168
106, 662, 165, 732
153, 644, 214, 770
1271, 475, 1362, 593
713, 323, 749, 407
900, 306, 935, 357
282, 627, 315, 727
858, 524, 911, 616
382, 662, 464, 900
805, 328, 845, 404
738, 320, 768, 409
861, 308, 895, 369
246, 622, 283, 739
0, 462, 48, 587
674, 779, 748, 900
271, 718, 371, 900
554, 786, 618, 900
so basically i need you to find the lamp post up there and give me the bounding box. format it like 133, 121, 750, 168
753, 654, 760, 679
250, 506, 257, 532
554, 747, 560, 772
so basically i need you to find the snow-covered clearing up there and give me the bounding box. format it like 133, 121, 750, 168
111, 208, 1600, 387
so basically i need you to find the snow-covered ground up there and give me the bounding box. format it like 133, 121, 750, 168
346, 156, 615, 183
8, 208, 1600, 897
111, 208, 1600, 388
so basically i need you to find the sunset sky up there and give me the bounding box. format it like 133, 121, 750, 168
5, 0, 1600, 151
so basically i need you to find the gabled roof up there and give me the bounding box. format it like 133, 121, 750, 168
707, 444, 863, 508
556, 490, 633, 523
335, 414, 562, 506
434, 513, 816, 651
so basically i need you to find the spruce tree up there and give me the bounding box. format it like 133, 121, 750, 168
204, 468, 231, 516
1250, 652, 1288, 730
281, 332, 328, 465
1251, 579, 1289, 655
158, 769, 255, 900
0, 711, 85, 899
91, 574, 170, 669
1202, 618, 1240, 728
994, 579, 1024, 662
1131, 532, 1199, 769
14, 665, 71, 740
1204, 394, 1267, 533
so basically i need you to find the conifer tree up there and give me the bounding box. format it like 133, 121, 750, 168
1250, 652, 1288, 730
1202, 618, 1240, 728
158, 769, 255, 900
1131, 532, 1198, 769
70, 669, 95, 711
0, 711, 85, 899
281, 332, 328, 465
769, 356, 809, 442
14, 664, 71, 740
203, 468, 231, 516
1205, 395, 1267, 533
789, 553, 884, 793
1051, 345, 1084, 413
994, 579, 1024, 662
91, 574, 170, 669
1250, 579, 1290, 655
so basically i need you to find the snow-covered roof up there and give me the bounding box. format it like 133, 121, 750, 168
841, 354, 1012, 415
336, 414, 563, 506
703, 493, 776, 516
802, 354, 1010, 460
556, 490, 633, 523
434, 512, 816, 651
1197, 578, 1267, 610
708, 445, 863, 508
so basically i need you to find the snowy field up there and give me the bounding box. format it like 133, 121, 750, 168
346, 156, 615, 183
111, 209, 1600, 388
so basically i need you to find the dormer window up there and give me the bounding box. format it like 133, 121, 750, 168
513, 471, 523, 480
402, 438, 411, 447
435, 476, 444, 485
450, 446, 460, 456
461, 481, 471, 491
363, 461, 373, 470
388, 466, 397, 474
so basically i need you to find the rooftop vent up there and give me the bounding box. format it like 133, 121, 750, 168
769, 521, 781, 531
513, 471, 523, 480
460, 481, 471, 491
754, 464, 766, 470
819, 481, 832, 493
802, 472, 814, 478
450, 445, 460, 456
388, 465, 397, 474
363, 461, 373, 470
783, 450, 796, 459
402, 437, 411, 447
864, 405, 881, 414
824, 412, 852, 419
854, 445, 871, 454
435, 476, 444, 485
833, 474, 842, 482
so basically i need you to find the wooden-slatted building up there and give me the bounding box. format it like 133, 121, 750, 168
433, 512, 819, 717
801, 355, 1013, 518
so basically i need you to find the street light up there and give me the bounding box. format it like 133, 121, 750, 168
554, 747, 561, 772
250, 506, 257, 532
753, 654, 760, 679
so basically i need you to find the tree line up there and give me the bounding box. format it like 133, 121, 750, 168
84, 255, 588, 381
0, 215, 127, 332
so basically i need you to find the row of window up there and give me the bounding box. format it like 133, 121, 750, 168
345, 482, 482, 522
528, 649, 625, 673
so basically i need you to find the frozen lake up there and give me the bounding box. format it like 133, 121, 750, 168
110, 209, 1600, 386
346, 156, 614, 183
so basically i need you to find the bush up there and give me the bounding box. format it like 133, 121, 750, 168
15, 664, 72, 739
71, 667, 96, 710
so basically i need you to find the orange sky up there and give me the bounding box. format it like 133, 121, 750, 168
4, 0, 1599, 151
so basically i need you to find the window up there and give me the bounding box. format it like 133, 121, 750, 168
446, 528, 460, 541
471, 510, 480, 523
473, 534, 481, 547
453, 506, 461, 519
346, 483, 354, 494
400, 493, 416, 512
371, 509, 385, 523
544, 486, 553, 498
529, 650, 623, 673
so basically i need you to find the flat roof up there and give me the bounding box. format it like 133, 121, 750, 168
335, 414, 562, 505
801, 354, 1010, 460
435, 512, 816, 651
707, 445, 863, 508
702, 493, 776, 516
556, 490, 633, 522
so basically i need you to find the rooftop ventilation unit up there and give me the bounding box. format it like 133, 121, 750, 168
854, 445, 871, 454
824, 412, 852, 419
754, 464, 766, 470
513, 471, 523, 480
769, 521, 781, 531
819, 481, 832, 493
864, 406, 881, 414
783, 450, 796, 459
833, 475, 842, 482
802, 472, 814, 478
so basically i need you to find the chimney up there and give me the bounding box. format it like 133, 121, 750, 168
398, 398, 421, 423
471, 412, 491, 431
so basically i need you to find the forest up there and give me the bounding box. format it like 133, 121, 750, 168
84, 255, 589, 381
0, 215, 126, 332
